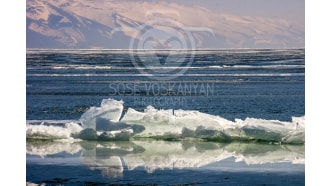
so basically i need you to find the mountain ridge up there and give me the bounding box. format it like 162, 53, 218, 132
26, 0, 304, 49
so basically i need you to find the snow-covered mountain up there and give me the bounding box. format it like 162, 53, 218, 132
26, 0, 304, 49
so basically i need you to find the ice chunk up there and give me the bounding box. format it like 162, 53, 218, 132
292, 116, 305, 129
79, 98, 124, 129
30, 98, 304, 143
121, 104, 304, 143
121, 106, 235, 138
282, 129, 305, 144
26, 122, 83, 140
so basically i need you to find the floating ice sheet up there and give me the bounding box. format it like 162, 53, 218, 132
26, 98, 305, 144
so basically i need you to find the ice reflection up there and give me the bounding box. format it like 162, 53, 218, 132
26, 140, 82, 157
80, 141, 144, 178
26, 140, 304, 178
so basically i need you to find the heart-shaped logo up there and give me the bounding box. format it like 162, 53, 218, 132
128, 18, 197, 80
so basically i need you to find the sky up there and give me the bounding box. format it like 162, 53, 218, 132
152, 0, 305, 23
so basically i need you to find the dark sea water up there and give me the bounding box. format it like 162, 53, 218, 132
26, 49, 304, 121
26, 49, 305, 185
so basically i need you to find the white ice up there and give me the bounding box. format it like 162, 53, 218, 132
121, 104, 305, 143
26, 122, 83, 140
79, 98, 124, 130
26, 98, 305, 143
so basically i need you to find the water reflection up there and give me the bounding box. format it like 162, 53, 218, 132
79, 141, 144, 178
26, 140, 304, 178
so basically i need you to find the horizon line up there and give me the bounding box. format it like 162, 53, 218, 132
26, 47, 305, 51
